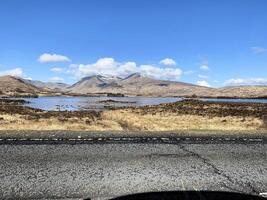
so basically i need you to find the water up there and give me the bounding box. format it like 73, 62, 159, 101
18, 96, 182, 111
12, 96, 267, 111
200, 98, 267, 104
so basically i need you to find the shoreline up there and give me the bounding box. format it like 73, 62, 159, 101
0, 98, 266, 132
1, 93, 267, 99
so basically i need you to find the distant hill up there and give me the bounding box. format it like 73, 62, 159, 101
22, 79, 69, 91
66, 73, 267, 98
209, 85, 267, 98
0, 75, 41, 96
1, 74, 267, 98
67, 75, 122, 94
66, 73, 214, 97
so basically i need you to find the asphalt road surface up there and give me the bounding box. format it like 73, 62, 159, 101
0, 137, 266, 199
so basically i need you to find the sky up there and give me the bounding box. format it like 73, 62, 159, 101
0, 0, 267, 87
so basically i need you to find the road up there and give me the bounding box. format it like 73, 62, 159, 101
0, 137, 266, 199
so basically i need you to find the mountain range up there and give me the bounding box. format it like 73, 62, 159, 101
66, 73, 213, 97
22, 79, 70, 91
0, 74, 267, 98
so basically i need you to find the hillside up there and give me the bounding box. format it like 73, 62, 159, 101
188, 85, 267, 98
66, 73, 267, 98
213, 86, 267, 98
66, 73, 214, 97
22, 79, 69, 91
68, 75, 122, 94
0, 75, 41, 96
1, 74, 267, 98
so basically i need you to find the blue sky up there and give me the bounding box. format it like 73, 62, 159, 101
0, 0, 267, 87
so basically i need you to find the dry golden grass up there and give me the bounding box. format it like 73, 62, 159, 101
0, 115, 121, 131
0, 109, 264, 131
101, 110, 264, 131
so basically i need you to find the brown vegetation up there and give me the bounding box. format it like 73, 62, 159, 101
0, 99, 266, 132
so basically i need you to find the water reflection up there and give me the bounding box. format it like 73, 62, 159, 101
19, 96, 182, 111
16, 96, 267, 111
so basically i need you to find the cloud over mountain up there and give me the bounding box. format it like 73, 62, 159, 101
68, 57, 182, 81
0, 68, 23, 77
196, 80, 210, 87
224, 78, 267, 86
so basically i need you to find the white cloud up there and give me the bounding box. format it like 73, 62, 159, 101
0, 67, 32, 80
224, 78, 267, 86
196, 80, 210, 87
49, 76, 64, 82
69, 58, 119, 78
139, 65, 182, 80
198, 74, 208, 79
184, 70, 194, 75
23, 77, 33, 80
117, 62, 139, 77
68, 57, 182, 81
200, 64, 209, 70
38, 53, 71, 63
251, 46, 267, 54
50, 67, 64, 73
159, 58, 176, 66
0, 68, 23, 77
